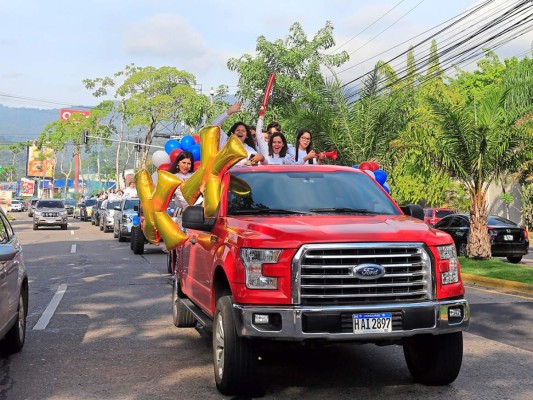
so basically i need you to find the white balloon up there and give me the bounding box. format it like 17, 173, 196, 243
152, 150, 170, 167
151, 171, 158, 185
383, 182, 390, 189
364, 169, 375, 179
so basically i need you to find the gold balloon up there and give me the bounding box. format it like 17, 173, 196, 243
136, 124, 247, 251
152, 170, 183, 212
135, 169, 159, 244
153, 212, 188, 250
204, 174, 221, 217
181, 131, 247, 217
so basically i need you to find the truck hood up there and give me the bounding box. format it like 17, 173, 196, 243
225, 215, 452, 247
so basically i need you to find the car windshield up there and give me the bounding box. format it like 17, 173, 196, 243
37, 200, 64, 208
64, 199, 77, 205
124, 199, 139, 210
12, 200, 20, 204
107, 201, 120, 209
85, 199, 97, 206
227, 171, 400, 216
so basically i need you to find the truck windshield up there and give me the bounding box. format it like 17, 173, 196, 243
227, 171, 400, 216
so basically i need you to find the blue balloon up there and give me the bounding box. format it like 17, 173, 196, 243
382, 182, 390, 194
190, 144, 201, 161
353, 164, 359, 169
132, 215, 140, 227
164, 139, 181, 155
180, 135, 195, 151
374, 169, 387, 185
167, 208, 174, 216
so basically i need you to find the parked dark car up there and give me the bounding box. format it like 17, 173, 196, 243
433, 214, 529, 263
423, 207, 456, 226
91, 199, 104, 226
113, 197, 140, 242
0, 208, 29, 354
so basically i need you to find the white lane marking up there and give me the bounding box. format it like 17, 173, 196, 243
71, 244, 76, 253
71, 230, 74, 235
33, 284, 68, 330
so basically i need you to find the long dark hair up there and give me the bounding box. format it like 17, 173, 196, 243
268, 132, 289, 157
228, 122, 256, 151
169, 151, 194, 174
295, 129, 314, 164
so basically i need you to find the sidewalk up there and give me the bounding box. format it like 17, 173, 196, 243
462, 273, 533, 296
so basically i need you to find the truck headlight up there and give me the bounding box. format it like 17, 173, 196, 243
437, 244, 459, 285
241, 248, 282, 290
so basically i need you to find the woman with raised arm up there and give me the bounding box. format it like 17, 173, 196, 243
211, 102, 264, 165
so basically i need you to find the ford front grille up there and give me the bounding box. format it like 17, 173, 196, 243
292, 243, 433, 305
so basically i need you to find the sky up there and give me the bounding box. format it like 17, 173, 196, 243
0, 0, 531, 110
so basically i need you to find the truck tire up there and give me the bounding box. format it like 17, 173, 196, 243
130, 229, 135, 249
506, 256, 522, 264
403, 332, 463, 386
0, 292, 26, 354
213, 295, 259, 396
33, 223, 38, 230
131, 226, 145, 255
172, 279, 196, 328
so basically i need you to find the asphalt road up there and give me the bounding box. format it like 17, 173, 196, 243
1, 213, 532, 400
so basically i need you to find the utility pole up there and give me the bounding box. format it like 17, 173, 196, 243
210, 87, 215, 106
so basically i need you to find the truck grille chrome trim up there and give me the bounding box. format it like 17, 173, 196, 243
292, 243, 433, 305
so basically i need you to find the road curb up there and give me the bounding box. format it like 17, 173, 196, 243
462, 273, 533, 295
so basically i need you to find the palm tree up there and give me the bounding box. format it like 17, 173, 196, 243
430, 88, 531, 259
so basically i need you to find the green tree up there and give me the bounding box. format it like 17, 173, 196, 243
429, 88, 532, 259
227, 21, 349, 122
84, 64, 212, 168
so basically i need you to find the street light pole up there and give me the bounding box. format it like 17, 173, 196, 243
210, 87, 215, 106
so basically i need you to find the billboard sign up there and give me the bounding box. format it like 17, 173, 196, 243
60, 109, 91, 121
18, 178, 35, 197
27, 144, 56, 178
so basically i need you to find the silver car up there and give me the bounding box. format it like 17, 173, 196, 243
113, 198, 140, 242
33, 199, 68, 230
99, 200, 121, 233
0, 208, 28, 354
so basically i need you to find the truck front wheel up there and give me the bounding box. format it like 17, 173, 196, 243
213, 295, 259, 396
172, 279, 196, 328
403, 332, 463, 386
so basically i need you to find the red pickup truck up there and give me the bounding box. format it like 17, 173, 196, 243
171, 164, 469, 396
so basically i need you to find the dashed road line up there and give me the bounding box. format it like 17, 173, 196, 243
71, 244, 76, 253
33, 284, 68, 330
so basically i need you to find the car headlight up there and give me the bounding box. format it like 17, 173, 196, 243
241, 248, 282, 290
437, 244, 459, 285
34, 211, 42, 217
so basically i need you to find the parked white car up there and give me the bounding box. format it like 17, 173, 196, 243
10, 200, 23, 212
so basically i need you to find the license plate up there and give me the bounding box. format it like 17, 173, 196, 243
504, 234, 513, 241
353, 312, 392, 334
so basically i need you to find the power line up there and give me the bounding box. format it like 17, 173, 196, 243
331, 0, 409, 53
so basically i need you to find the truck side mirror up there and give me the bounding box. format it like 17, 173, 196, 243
133, 205, 139, 211
182, 205, 216, 231
400, 204, 424, 221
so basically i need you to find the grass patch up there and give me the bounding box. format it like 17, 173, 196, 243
459, 257, 533, 285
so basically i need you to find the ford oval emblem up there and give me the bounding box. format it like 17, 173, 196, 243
353, 264, 386, 280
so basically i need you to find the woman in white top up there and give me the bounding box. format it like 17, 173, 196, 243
289, 129, 324, 165
212, 102, 265, 165
254, 115, 294, 165
169, 151, 194, 210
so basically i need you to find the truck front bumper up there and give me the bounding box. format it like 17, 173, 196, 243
233, 299, 469, 341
